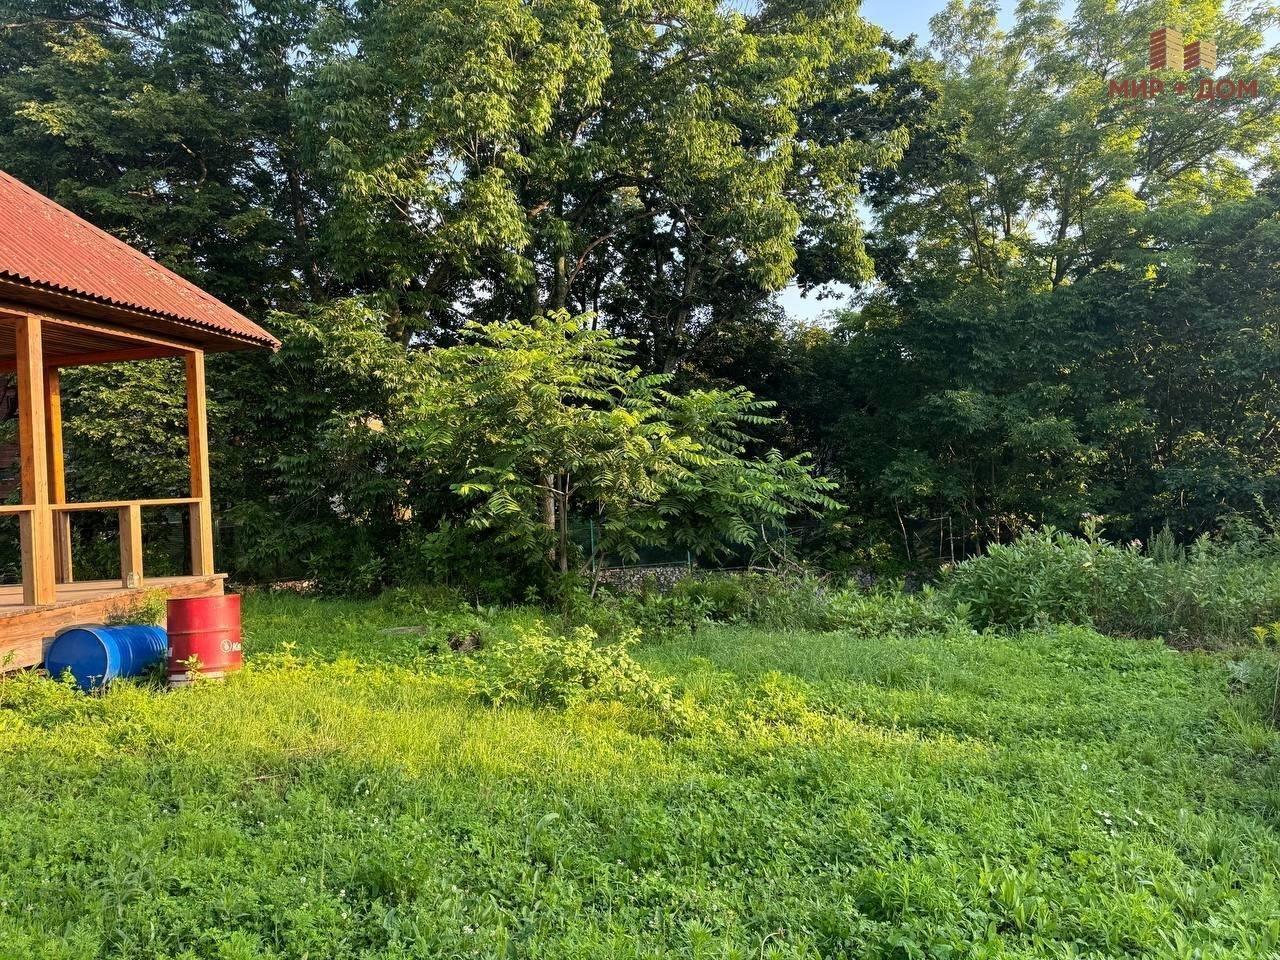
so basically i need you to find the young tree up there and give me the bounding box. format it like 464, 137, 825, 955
405, 311, 837, 575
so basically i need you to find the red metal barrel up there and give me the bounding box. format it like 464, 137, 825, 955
167, 594, 242, 687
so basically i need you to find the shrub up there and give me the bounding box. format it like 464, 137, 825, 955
942, 526, 1155, 632
1144, 538, 1280, 646
1229, 648, 1280, 727
675, 573, 840, 630
569, 587, 710, 645
567, 572, 844, 644
463, 621, 680, 717
943, 522, 1280, 645
828, 587, 961, 638
379, 585, 470, 616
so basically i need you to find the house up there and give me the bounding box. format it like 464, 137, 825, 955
0, 170, 279, 669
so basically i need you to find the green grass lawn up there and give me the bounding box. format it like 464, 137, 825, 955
1, 594, 1279, 959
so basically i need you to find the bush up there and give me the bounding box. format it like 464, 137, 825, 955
1229, 646, 1280, 728
944, 522, 1280, 645
942, 527, 1155, 632
587, 571, 960, 640
463, 621, 680, 718
828, 587, 961, 638
675, 573, 840, 630
1143, 538, 1280, 646
567, 586, 710, 645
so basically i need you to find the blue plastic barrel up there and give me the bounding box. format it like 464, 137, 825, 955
44, 625, 168, 691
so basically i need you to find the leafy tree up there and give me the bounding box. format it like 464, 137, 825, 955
768, 0, 1280, 561
870, 0, 1280, 296
1081, 184, 1280, 536
0, 0, 323, 311
305, 0, 912, 367
778, 183, 1280, 561
211, 301, 420, 589
404, 311, 837, 577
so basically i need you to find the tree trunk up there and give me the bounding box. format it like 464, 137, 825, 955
557, 473, 571, 574
660, 246, 701, 373
283, 143, 321, 301
541, 476, 556, 567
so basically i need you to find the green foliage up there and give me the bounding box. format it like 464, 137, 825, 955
210, 302, 421, 589
676, 573, 840, 630
104, 589, 168, 627
5, 0, 1276, 580
2, 593, 1280, 957
945, 523, 1280, 645
673, 571, 960, 637
404, 310, 838, 584
1230, 649, 1280, 727
566, 582, 711, 646
768, 1, 1280, 560
943, 525, 1156, 632
97, 304, 832, 596
461, 620, 679, 718
1143, 538, 1280, 647
306, 0, 905, 366
0, 0, 319, 312
827, 586, 963, 640
61, 359, 189, 500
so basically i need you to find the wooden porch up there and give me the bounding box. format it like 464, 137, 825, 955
0, 169, 280, 671
0, 308, 224, 669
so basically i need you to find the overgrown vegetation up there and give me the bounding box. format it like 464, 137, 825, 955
2, 591, 1279, 958
564, 516, 1280, 650
944, 519, 1280, 647
2, 0, 1276, 585
211, 308, 837, 595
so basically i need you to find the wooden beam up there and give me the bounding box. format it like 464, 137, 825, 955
39, 308, 203, 351
54, 497, 199, 513
186, 351, 215, 576
43, 368, 73, 584
15, 313, 56, 605
0, 312, 201, 370
49, 346, 188, 371
3, 299, 204, 347
0, 349, 186, 374
118, 503, 143, 588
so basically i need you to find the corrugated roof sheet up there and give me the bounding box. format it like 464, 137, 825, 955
0, 169, 279, 349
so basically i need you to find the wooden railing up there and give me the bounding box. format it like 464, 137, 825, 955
3, 498, 202, 595
0, 314, 216, 608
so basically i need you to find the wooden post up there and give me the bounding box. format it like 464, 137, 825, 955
15, 314, 56, 605
44, 367, 73, 583
186, 351, 214, 576
118, 503, 143, 588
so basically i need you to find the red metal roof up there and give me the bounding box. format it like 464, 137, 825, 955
0, 169, 279, 349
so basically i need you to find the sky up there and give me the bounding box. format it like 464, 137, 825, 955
859, 0, 982, 42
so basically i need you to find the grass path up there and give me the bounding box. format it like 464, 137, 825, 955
0, 594, 1277, 958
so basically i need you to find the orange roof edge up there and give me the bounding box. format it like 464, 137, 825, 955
0, 169, 280, 351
